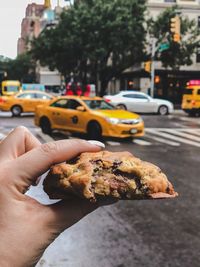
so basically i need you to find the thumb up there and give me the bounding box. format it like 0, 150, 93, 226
12, 139, 105, 193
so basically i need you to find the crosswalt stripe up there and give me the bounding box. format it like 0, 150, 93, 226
181, 129, 200, 137
162, 129, 200, 142
106, 141, 121, 146
145, 134, 180, 146
132, 139, 151, 146
35, 130, 54, 143
146, 129, 200, 147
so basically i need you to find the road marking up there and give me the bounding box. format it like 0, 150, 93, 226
132, 139, 152, 146
35, 129, 54, 143
1, 126, 200, 148
146, 129, 200, 147
163, 129, 200, 142
106, 141, 121, 146
145, 134, 180, 146
181, 129, 200, 137
147, 128, 200, 131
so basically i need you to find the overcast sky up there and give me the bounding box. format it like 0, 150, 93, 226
0, 0, 68, 59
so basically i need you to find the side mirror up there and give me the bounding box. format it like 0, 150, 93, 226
76, 106, 86, 112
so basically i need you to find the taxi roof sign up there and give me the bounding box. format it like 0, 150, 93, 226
187, 80, 200, 86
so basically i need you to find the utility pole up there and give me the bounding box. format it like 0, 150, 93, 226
149, 37, 169, 98
150, 38, 156, 98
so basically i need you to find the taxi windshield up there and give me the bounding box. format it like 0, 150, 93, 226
4, 86, 20, 92
184, 89, 194, 95
83, 100, 115, 110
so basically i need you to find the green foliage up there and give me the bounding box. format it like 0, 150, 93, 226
31, 0, 147, 95
0, 53, 36, 82
148, 6, 200, 69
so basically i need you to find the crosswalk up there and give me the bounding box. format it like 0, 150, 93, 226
0, 126, 200, 148
106, 128, 200, 148
145, 128, 200, 147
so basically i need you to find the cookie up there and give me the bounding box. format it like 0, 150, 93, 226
43, 151, 178, 202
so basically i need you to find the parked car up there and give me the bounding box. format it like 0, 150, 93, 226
0, 90, 54, 116
104, 91, 174, 115
34, 96, 144, 139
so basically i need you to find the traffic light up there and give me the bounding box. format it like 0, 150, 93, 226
173, 33, 181, 43
154, 75, 160, 84
144, 61, 151, 73
170, 16, 181, 43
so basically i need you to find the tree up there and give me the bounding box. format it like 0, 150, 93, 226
31, 0, 147, 95
148, 6, 200, 69
0, 53, 36, 83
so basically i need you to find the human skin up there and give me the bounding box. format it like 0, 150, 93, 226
0, 126, 104, 267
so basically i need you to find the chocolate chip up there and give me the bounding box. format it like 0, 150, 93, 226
94, 168, 99, 173
166, 183, 171, 194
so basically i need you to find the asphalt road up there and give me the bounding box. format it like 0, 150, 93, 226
0, 111, 200, 267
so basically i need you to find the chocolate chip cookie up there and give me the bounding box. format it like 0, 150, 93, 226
43, 151, 178, 202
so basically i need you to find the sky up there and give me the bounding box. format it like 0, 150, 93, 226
0, 0, 68, 59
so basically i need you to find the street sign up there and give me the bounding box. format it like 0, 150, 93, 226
158, 42, 170, 52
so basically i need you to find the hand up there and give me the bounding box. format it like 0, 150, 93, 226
0, 126, 103, 267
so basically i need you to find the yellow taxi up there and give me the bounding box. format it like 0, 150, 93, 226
0, 90, 54, 116
1, 80, 21, 96
182, 80, 200, 116
34, 96, 144, 139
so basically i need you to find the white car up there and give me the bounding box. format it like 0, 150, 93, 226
104, 91, 174, 115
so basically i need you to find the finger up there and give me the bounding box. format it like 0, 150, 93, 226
13, 139, 104, 192
43, 199, 98, 232
0, 126, 41, 162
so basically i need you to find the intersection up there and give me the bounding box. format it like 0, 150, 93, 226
0, 110, 199, 267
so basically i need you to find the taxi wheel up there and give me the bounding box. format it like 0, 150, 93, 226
87, 121, 102, 140
158, 105, 168, 115
40, 117, 52, 135
117, 104, 127, 110
11, 105, 22, 117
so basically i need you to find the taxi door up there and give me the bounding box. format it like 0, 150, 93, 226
60, 99, 88, 133
48, 99, 70, 129
16, 92, 37, 112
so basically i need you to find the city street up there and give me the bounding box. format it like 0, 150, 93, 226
0, 111, 200, 267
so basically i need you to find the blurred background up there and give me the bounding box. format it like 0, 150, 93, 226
0, 0, 200, 267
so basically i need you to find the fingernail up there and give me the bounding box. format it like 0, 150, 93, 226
88, 140, 105, 149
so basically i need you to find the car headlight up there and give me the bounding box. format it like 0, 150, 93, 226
105, 117, 120, 124
133, 117, 143, 124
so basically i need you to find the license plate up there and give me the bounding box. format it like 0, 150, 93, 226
130, 128, 138, 134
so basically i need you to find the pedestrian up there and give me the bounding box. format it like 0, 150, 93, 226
0, 126, 105, 267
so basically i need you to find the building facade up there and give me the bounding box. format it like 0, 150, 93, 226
109, 0, 200, 105
17, 3, 45, 55
17, 1, 62, 89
